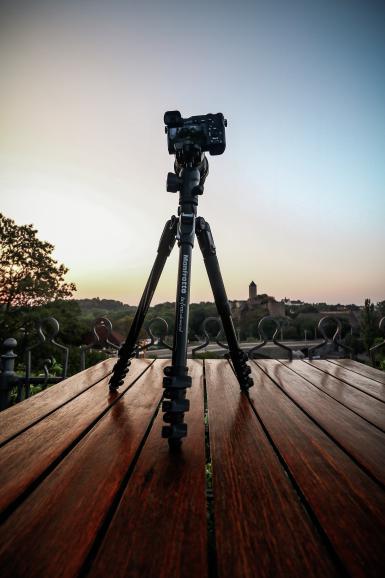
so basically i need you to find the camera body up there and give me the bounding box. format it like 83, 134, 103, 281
164, 111, 227, 156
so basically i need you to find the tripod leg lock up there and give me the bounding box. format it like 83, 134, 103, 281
162, 397, 190, 413
162, 366, 191, 443
161, 423, 187, 440
163, 374, 192, 389
226, 349, 254, 390
162, 365, 192, 390
109, 358, 132, 390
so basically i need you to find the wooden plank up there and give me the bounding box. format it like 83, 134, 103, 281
305, 359, 385, 403
0, 360, 165, 578
329, 358, 385, 385
205, 359, 339, 578
87, 360, 207, 578
280, 359, 385, 431
0, 358, 153, 517
0, 357, 115, 445
248, 363, 385, 578
256, 359, 385, 486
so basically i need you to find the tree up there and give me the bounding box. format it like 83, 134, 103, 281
361, 298, 377, 352
0, 213, 76, 310
377, 300, 385, 317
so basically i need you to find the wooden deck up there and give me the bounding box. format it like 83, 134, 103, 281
0, 358, 384, 578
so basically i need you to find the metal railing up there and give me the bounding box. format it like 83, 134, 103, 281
0, 316, 116, 411
1, 314, 384, 411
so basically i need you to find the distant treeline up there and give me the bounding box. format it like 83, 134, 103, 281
76, 298, 131, 311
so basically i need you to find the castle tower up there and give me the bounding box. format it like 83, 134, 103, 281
249, 281, 257, 301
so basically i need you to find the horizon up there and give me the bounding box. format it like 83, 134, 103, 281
71, 294, 377, 308
1, 0, 384, 305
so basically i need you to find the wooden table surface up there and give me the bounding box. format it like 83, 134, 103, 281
0, 358, 384, 578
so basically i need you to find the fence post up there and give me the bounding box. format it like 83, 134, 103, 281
0, 338, 19, 411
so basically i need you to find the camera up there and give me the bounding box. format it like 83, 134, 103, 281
164, 110, 227, 156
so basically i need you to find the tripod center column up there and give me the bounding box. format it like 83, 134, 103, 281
172, 166, 200, 369
162, 166, 201, 445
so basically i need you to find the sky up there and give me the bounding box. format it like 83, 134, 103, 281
0, 0, 384, 305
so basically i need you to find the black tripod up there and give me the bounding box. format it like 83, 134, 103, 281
109, 149, 253, 447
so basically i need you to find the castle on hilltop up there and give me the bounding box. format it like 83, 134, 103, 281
230, 281, 279, 318
230, 281, 285, 317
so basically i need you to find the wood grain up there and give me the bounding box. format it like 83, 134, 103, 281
0, 359, 153, 517
248, 363, 385, 578
0, 358, 115, 445
305, 359, 385, 402
280, 359, 385, 431
205, 359, 339, 578
328, 359, 385, 385
2, 359, 384, 578
255, 359, 385, 486
87, 360, 207, 578
0, 360, 165, 578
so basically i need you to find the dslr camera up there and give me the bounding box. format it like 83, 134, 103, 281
164, 110, 227, 156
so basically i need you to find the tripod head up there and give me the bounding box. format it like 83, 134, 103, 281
166, 150, 208, 196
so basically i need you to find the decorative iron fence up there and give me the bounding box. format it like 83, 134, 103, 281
1, 314, 384, 411
191, 315, 358, 361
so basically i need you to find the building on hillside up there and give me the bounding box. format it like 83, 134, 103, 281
282, 298, 304, 307
230, 281, 281, 318
267, 299, 286, 317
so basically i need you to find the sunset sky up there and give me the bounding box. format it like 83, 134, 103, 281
1, 0, 384, 305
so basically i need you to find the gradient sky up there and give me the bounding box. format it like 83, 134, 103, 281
1, 0, 384, 305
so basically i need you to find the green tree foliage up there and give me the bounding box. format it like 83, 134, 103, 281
76, 298, 131, 312
377, 300, 385, 317
111, 314, 135, 336
291, 314, 319, 339
361, 298, 377, 352
0, 213, 76, 310
189, 303, 218, 338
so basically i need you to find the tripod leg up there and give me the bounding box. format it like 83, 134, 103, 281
109, 216, 178, 389
196, 217, 253, 390
162, 212, 195, 447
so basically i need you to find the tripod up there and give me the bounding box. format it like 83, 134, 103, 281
109, 150, 254, 447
